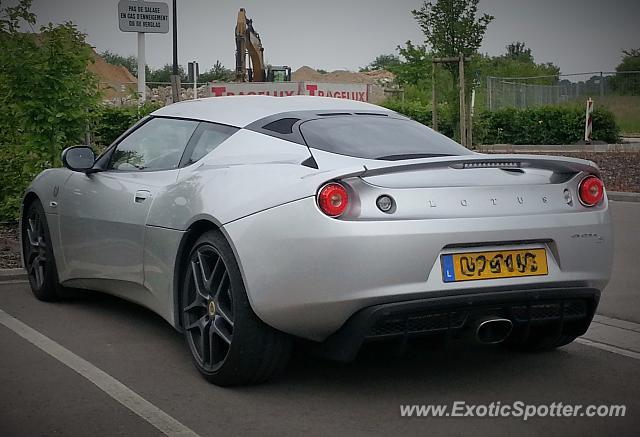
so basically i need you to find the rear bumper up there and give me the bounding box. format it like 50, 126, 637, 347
311, 286, 599, 361
223, 197, 613, 341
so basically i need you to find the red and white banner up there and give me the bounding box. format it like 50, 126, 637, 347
208, 82, 371, 102
209, 82, 299, 97
303, 82, 369, 102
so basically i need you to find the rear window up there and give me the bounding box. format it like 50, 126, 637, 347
299, 116, 471, 160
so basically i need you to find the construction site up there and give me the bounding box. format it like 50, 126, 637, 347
94, 8, 396, 106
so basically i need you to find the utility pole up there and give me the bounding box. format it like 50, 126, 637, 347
170, 0, 180, 103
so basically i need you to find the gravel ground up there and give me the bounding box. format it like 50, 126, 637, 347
0, 223, 21, 269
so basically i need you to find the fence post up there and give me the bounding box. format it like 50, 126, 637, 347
599, 72, 604, 97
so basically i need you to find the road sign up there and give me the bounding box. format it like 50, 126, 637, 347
118, 1, 169, 34
117, 1, 169, 103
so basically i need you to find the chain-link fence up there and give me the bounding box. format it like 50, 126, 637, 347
486, 71, 640, 134
487, 71, 640, 110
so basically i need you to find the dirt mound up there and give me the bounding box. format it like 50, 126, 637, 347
88, 50, 136, 99
292, 66, 394, 85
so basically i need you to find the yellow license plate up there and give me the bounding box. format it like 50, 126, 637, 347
441, 248, 548, 282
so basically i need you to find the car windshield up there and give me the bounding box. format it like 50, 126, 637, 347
299, 115, 471, 160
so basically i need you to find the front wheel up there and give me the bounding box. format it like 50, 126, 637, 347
22, 200, 62, 301
181, 230, 292, 386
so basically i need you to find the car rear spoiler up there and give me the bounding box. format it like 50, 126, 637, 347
357, 154, 600, 178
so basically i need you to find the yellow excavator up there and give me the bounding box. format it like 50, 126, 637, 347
234, 8, 291, 82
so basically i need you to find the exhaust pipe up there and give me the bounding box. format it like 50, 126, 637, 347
474, 317, 513, 344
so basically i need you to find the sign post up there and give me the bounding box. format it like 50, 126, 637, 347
188, 61, 199, 100
137, 32, 146, 101
118, 1, 169, 103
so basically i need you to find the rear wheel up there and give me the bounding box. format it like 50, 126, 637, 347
22, 200, 62, 301
181, 230, 292, 386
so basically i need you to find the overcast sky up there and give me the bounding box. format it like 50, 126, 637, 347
14, 0, 640, 74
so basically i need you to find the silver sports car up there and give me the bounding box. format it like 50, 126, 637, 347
22, 96, 613, 385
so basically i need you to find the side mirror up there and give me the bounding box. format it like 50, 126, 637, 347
61, 146, 96, 172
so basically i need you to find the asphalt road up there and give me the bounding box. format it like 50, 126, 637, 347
1, 201, 639, 437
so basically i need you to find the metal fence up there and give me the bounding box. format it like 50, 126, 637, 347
487, 71, 640, 111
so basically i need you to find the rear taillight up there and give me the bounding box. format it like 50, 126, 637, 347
578, 175, 604, 206
317, 183, 349, 217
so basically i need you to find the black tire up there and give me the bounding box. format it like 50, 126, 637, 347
181, 230, 292, 386
22, 199, 63, 301
506, 332, 577, 352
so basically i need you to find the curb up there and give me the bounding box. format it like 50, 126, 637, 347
608, 191, 640, 202
0, 268, 27, 281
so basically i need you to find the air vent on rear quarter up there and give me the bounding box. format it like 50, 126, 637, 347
262, 118, 300, 134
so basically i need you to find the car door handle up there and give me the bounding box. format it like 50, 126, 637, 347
134, 190, 151, 203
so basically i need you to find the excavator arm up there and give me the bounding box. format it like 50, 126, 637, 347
235, 8, 265, 82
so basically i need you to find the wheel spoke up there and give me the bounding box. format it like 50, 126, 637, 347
27, 219, 38, 247
212, 315, 232, 345
196, 250, 212, 290
216, 300, 234, 327
34, 260, 43, 287
212, 270, 228, 300
190, 260, 209, 300
200, 318, 212, 364
185, 315, 206, 332
183, 299, 205, 315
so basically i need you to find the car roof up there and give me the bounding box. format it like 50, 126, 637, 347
151, 95, 392, 127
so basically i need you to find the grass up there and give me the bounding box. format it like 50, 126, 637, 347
597, 95, 640, 135
561, 95, 640, 135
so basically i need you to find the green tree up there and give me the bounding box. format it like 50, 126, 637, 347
147, 63, 187, 84
611, 49, 640, 95
0, 0, 100, 220
411, 0, 494, 140
198, 60, 234, 82
0, 0, 34, 32
412, 0, 494, 61
360, 54, 401, 72
505, 41, 533, 62
99, 49, 139, 75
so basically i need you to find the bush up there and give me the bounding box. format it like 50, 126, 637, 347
0, 145, 49, 222
90, 102, 161, 147
0, 103, 160, 222
474, 106, 620, 145
381, 99, 455, 139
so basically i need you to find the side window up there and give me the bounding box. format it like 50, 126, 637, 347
184, 122, 237, 165
109, 118, 198, 171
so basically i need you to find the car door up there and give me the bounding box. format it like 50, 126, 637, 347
58, 117, 199, 284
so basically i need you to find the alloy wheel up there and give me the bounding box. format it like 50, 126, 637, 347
24, 211, 48, 290
183, 244, 234, 371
